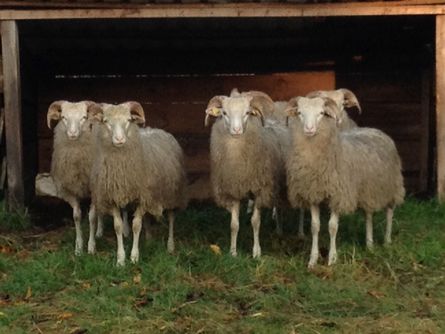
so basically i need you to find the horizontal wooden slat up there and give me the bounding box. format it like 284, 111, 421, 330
1, 3, 445, 20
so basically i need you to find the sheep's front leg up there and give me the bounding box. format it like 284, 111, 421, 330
366, 212, 374, 250
130, 207, 144, 263
122, 209, 130, 238
87, 204, 97, 254
251, 203, 262, 258
385, 207, 394, 245
328, 212, 339, 266
298, 209, 305, 239
167, 211, 175, 253
66, 196, 83, 256
308, 205, 320, 268
112, 207, 126, 266
230, 202, 240, 256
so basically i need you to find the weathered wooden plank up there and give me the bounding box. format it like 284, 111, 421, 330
436, 15, 445, 200
0, 3, 445, 20
1, 20, 24, 210
419, 70, 432, 193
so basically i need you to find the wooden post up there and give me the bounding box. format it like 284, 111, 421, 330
1, 20, 24, 210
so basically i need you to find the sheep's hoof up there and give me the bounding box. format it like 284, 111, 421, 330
328, 253, 337, 266
87, 243, 96, 255
366, 242, 374, 251
167, 241, 175, 254
95, 230, 103, 239
297, 233, 305, 241
308, 254, 318, 269
116, 259, 125, 267
384, 239, 392, 247
130, 252, 139, 264
252, 247, 261, 258
230, 249, 237, 257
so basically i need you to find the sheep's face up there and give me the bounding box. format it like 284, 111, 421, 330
287, 96, 338, 137
47, 101, 92, 140
206, 95, 264, 136
96, 102, 145, 148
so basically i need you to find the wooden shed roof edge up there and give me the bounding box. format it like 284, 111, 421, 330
1, 2, 445, 20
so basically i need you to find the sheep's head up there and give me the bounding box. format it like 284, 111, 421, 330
47, 100, 97, 140
91, 101, 145, 147
205, 93, 265, 136
306, 89, 361, 125
286, 96, 338, 137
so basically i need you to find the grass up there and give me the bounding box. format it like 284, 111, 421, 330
0, 198, 444, 333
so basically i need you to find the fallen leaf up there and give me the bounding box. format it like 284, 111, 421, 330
210, 244, 221, 255
25, 287, 32, 300
81, 282, 91, 290
367, 290, 385, 299
133, 274, 142, 285
58, 312, 73, 320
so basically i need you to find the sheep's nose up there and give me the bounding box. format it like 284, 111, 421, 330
113, 135, 126, 145
67, 130, 78, 139
304, 125, 316, 136
233, 126, 242, 134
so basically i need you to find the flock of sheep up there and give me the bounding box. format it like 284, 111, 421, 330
46, 87, 405, 268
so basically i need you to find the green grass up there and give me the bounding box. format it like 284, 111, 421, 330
0, 198, 444, 333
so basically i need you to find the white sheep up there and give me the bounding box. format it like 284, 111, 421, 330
286, 96, 405, 268
90, 102, 187, 266
205, 91, 290, 258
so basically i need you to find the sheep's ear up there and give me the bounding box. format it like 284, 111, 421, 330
126, 101, 146, 127
306, 90, 322, 99
284, 97, 302, 127
338, 88, 362, 114
47, 100, 65, 129
323, 97, 339, 122
205, 96, 225, 127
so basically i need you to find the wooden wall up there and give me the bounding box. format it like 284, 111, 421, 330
37, 71, 335, 190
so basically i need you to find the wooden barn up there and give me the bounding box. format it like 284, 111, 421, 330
0, 0, 444, 212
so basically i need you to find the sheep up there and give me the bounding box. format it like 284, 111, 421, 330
285, 95, 405, 268
205, 90, 290, 258
90, 101, 187, 266
306, 88, 362, 130
47, 100, 103, 255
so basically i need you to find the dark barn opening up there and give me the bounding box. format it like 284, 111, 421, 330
16, 16, 435, 220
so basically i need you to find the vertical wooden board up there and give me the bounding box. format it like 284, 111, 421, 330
436, 16, 445, 201
1, 20, 24, 210
419, 70, 431, 193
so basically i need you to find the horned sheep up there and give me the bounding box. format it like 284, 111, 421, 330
285, 95, 405, 268
205, 90, 290, 258
90, 102, 187, 266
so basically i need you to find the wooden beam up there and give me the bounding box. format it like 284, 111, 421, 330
419, 70, 431, 193
1, 20, 24, 210
436, 15, 445, 200
0, 3, 445, 20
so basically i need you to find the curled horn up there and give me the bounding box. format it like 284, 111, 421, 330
83, 101, 103, 121
284, 96, 301, 126
126, 101, 146, 126
322, 97, 339, 121
338, 88, 362, 114
243, 91, 275, 118
47, 100, 65, 129
249, 95, 267, 127
230, 88, 241, 97
205, 95, 225, 127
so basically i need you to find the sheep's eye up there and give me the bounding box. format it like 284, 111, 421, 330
82, 116, 87, 120
128, 118, 133, 122
103, 119, 108, 123
222, 111, 227, 116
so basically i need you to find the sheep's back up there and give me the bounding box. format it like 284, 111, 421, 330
139, 128, 188, 213
340, 128, 405, 212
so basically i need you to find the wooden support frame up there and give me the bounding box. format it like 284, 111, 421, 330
0, 2, 445, 20
436, 15, 445, 201
1, 20, 24, 210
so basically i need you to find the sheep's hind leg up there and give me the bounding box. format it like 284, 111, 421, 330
251, 203, 262, 258
122, 209, 130, 238
96, 215, 104, 238
66, 196, 83, 256
328, 212, 339, 266
112, 207, 126, 266
130, 207, 144, 263
385, 207, 394, 245
230, 202, 240, 256
308, 205, 320, 269
167, 211, 175, 254
297, 209, 305, 240
272, 207, 283, 236
366, 212, 374, 250
87, 204, 97, 254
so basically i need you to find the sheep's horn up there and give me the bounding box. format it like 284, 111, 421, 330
249, 97, 267, 127
322, 97, 339, 121
339, 88, 362, 114
47, 100, 65, 129
230, 88, 241, 97
126, 101, 146, 126
204, 96, 225, 127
